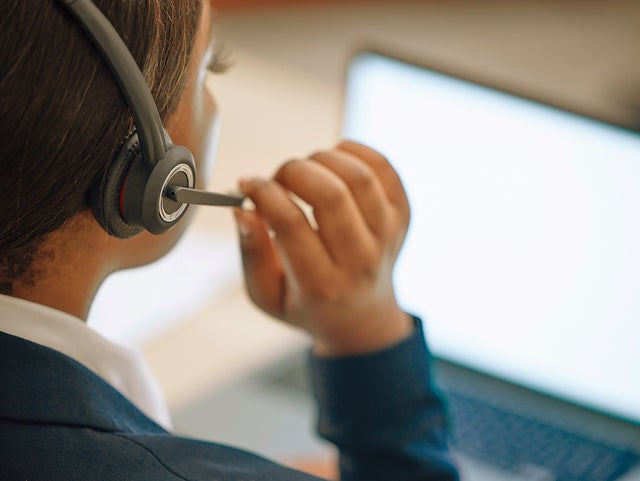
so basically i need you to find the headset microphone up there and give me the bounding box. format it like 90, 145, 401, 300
57, 0, 245, 239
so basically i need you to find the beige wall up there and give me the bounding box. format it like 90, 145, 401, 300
210, 0, 639, 194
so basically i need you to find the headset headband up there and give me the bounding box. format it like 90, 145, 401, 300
57, 0, 166, 167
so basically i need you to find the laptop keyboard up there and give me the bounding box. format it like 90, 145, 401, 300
444, 390, 640, 481
263, 352, 640, 480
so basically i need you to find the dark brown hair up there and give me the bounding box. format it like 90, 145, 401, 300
0, 0, 202, 290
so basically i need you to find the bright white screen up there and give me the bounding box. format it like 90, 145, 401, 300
343, 53, 640, 422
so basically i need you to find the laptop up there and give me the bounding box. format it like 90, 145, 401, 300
342, 51, 640, 481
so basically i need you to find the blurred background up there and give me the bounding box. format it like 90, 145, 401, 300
87, 0, 640, 478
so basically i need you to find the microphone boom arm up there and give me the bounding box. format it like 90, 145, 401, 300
166, 186, 246, 208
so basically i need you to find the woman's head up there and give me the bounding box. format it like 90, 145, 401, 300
0, 0, 214, 293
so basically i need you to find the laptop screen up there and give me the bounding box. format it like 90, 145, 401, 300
343, 52, 640, 423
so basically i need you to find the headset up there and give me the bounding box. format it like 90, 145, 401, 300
56, 0, 244, 239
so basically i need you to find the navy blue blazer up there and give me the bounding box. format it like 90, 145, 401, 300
0, 321, 459, 480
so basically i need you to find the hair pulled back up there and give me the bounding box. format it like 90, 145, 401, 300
0, 0, 203, 286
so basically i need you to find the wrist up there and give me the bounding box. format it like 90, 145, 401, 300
313, 309, 414, 358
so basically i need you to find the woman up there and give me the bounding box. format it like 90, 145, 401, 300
0, 1, 458, 479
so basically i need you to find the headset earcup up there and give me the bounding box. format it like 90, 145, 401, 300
90, 133, 144, 239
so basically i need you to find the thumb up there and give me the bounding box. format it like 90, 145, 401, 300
234, 208, 284, 318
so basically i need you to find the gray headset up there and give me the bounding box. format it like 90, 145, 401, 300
56, 0, 243, 239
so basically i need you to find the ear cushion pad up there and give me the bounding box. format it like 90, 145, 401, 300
90, 132, 144, 239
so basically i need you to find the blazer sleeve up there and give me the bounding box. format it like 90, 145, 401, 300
310, 317, 460, 481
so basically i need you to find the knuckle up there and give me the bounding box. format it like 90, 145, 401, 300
321, 180, 350, 209
308, 150, 332, 162
274, 159, 303, 184
371, 150, 391, 166
340, 140, 389, 165
350, 164, 376, 192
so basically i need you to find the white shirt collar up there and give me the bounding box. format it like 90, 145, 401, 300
0, 294, 172, 429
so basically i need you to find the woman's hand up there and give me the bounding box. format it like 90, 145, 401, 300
234, 141, 413, 357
